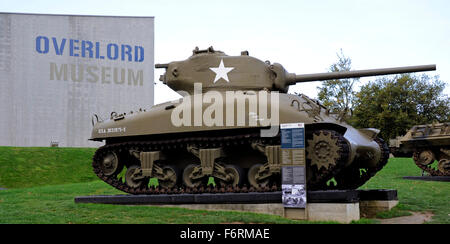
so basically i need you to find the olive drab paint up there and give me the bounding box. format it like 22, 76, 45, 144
0, 13, 154, 147
89, 46, 436, 193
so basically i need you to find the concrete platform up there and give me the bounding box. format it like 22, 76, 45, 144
75, 192, 282, 205
153, 202, 360, 223
75, 189, 397, 223
160, 203, 285, 217
358, 189, 398, 218
359, 200, 399, 218
403, 176, 450, 182
74, 190, 360, 205
307, 203, 360, 223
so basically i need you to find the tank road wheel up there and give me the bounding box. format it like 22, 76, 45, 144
100, 152, 123, 176
305, 130, 349, 189
247, 164, 270, 188
412, 149, 443, 176
218, 164, 243, 187
159, 165, 180, 189
414, 150, 435, 167
182, 164, 204, 188
125, 165, 148, 188
437, 148, 450, 175
438, 159, 450, 175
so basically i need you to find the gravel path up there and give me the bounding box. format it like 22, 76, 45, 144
378, 211, 434, 224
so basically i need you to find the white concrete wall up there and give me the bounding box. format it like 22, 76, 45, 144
0, 13, 154, 147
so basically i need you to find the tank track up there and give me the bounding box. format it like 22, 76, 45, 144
413, 148, 450, 176
92, 129, 351, 195
324, 137, 390, 190
92, 132, 280, 195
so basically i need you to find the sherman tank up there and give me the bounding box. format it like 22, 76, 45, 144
90, 46, 436, 194
390, 123, 450, 176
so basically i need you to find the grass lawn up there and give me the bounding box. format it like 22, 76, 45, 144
0, 146, 97, 188
360, 157, 450, 224
0, 146, 448, 223
0, 181, 308, 224
0, 147, 315, 224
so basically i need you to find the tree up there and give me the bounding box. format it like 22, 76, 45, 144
317, 49, 359, 122
352, 73, 450, 141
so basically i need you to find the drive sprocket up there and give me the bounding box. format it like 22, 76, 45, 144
306, 130, 349, 190
307, 130, 342, 170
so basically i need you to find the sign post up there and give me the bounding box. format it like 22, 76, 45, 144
280, 123, 307, 219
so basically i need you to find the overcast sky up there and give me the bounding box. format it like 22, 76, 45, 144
2, 0, 449, 104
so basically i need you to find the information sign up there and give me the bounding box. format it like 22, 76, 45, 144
280, 123, 306, 208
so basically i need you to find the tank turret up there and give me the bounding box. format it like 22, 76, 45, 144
156, 46, 436, 93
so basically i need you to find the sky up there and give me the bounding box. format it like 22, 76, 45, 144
2, 0, 449, 104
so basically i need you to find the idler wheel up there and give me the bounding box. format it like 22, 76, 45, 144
125, 165, 148, 188
101, 152, 122, 176
182, 164, 203, 188
247, 164, 270, 188
218, 164, 243, 187
159, 165, 179, 189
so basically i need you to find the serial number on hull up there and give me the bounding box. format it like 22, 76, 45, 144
98, 127, 127, 134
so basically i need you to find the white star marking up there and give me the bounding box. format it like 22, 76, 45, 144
209, 59, 234, 83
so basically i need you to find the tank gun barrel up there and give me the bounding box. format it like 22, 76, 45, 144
286, 64, 436, 85
155, 63, 169, 69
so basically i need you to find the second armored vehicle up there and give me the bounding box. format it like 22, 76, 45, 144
90, 47, 436, 194
390, 123, 450, 176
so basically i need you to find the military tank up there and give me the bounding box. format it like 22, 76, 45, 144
390, 123, 450, 176
90, 46, 436, 194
